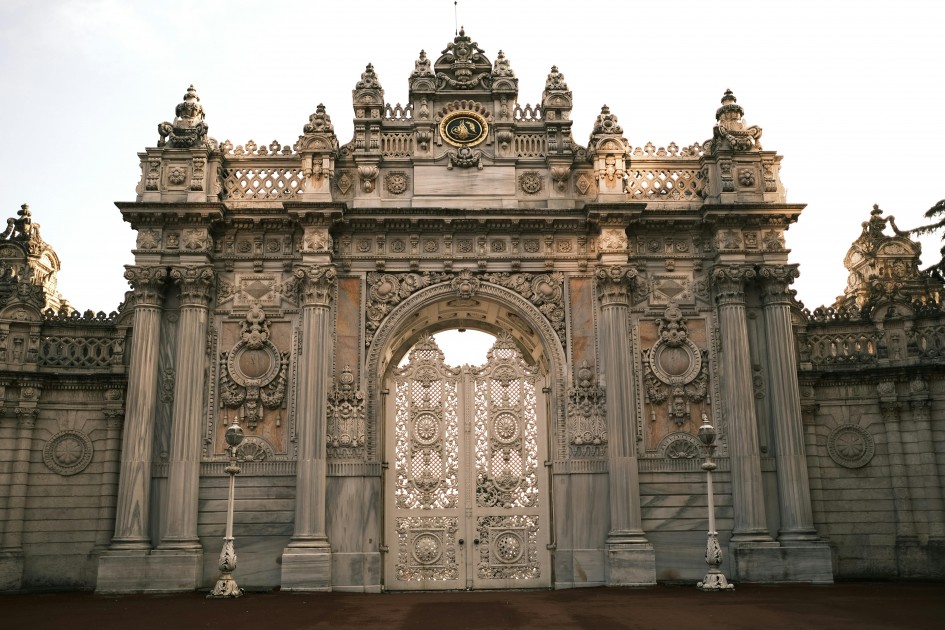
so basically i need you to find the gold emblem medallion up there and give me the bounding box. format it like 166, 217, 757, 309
439, 111, 488, 147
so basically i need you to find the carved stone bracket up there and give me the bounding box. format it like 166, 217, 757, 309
758, 264, 800, 305
595, 265, 639, 306
170, 265, 215, 307
711, 264, 756, 305
124, 266, 168, 308
295, 265, 337, 307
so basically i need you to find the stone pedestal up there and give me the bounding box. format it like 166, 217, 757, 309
280, 547, 332, 591
605, 543, 657, 586
0, 550, 23, 591
731, 541, 832, 583
96, 549, 202, 593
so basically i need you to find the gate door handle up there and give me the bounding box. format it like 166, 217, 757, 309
458, 538, 465, 545
473, 538, 480, 545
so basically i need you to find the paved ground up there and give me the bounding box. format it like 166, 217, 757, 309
1, 582, 943, 629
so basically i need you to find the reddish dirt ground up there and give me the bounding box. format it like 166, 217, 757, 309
1, 582, 943, 629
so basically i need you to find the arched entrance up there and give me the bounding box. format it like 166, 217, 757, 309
368, 284, 565, 590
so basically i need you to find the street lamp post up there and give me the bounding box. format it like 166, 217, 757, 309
208, 416, 245, 598
696, 413, 734, 591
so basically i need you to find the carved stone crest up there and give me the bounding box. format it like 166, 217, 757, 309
642, 304, 708, 425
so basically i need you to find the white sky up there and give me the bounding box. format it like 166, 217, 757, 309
0, 0, 942, 313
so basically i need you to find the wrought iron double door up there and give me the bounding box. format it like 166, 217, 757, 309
384, 334, 550, 590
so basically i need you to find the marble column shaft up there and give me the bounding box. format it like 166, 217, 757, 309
595, 266, 647, 543
905, 396, 945, 538
760, 267, 818, 541
880, 400, 916, 540
94, 410, 124, 550
713, 266, 771, 541
111, 266, 167, 549
290, 265, 335, 546
160, 266, 214, 548
1, 409, 36, 551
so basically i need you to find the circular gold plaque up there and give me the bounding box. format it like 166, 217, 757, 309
439, 111, 488, 147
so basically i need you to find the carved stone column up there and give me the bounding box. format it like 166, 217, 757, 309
713, 265, 771, 543
0, 404, 36, 590
759, 266, 818, 541
281, 265, 335, 591
158, 266, 214, 555
109, 267, 167, 549
758, 266, 832, 582
879, 395, 922, 576
96, 266, 167, 593
905, 387, 945, 541
595, 265, 655, 586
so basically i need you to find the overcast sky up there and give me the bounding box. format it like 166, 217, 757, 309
0, 0, 942, 313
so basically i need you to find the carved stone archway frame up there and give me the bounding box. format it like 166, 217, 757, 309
365, 279, 569, 465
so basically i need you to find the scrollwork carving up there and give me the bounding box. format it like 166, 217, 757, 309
567, 361, 606, 457
483, 272, 566, 348
328, 365, 366, 459
642, 304, 708, 425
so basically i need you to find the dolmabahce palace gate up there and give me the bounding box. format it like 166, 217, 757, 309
1, 31, 943, 592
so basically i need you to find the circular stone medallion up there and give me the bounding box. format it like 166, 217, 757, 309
44, 430, 94, 476
439, 111, 488, 147
412, 533, 442, 565
494, 531, 524, 563
827, 424, 875, 469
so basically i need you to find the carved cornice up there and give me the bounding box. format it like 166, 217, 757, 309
711, 264, 756, 306
170, 265, 215, 307
124, 266, 168, 308
295, 265, 337, 307
594, 265, 639, 306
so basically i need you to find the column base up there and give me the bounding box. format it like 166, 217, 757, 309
280, 545, 332, 591
0, 550, 24, 592
96, 548, 202, 593
605, 542, 656, 586
730, 540, 833, 583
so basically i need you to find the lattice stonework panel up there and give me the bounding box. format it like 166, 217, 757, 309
473, 340, 539, 509
221, 167, 303, 200
476, 515, 540, 580
395, 516, 459, 581
394, 339, 460, 510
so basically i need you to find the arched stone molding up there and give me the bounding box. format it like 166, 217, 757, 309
366, 279, 569, 462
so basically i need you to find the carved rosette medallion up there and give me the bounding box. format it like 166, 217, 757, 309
827, 424, 875, 469
385, 172, 408, 195
519, 172, 543, 195
219, 304, 289, 430
44, 430, 93, 476
642, 304, 708, 425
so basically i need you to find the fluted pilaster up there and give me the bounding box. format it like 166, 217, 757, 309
595, 265, 647, 545
713, 265, 771, 541
759, 265, 819, 541
111, 266, 167, 548
160, 266, 214, 549
289, 265, 336, 546
879, 398, 916, 540
0, 407, 37, 552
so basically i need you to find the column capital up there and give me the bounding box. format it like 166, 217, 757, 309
595, 265, 639, 306
123, 265, 168, 307
758, 264, 800, 304
170, 265, 215, 307
14, 406, 37, 428
295, 265, 337, 307
711, 264, 756, 305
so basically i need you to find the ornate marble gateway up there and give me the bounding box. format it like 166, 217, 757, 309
1, 28, 942, 596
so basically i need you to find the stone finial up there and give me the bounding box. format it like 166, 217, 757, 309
591, 105, 623, 136
356, 63, 383, 90
411, 50, 433, 77
157, 84, 210, 149
303, 104, 335, 135
433, 27, 492, 90
708, 88, 762, 153
492, 50, 515, 78
545, 65, 568, 91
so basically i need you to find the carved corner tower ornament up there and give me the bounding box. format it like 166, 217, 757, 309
157, 85, 211, 149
